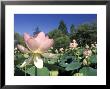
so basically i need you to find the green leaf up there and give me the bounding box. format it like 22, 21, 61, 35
23, 54, 29, 58
16, 65, 50, 76
17, 54, 24, 59
42, 53, 60, 59
37, 67, 49, 76
26, 66, 37, 76
14, 54, 26, 65
59, 56, 75, 67
65, 62, 81, 71
14, 67, 25, 76
73, 73, 83, 76
89, 55, 97, 63
44, 63, 60, 70
79, 67, 97, 76
78, 47, 84, 55
47, 59, 57, 64
49, 70, 59, 76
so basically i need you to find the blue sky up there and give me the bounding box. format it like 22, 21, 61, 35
14, 14, 97, 35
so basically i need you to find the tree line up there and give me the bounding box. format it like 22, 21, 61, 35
14, 20, 97, 49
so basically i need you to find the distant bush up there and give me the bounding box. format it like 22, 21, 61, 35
54, 35, 70, 49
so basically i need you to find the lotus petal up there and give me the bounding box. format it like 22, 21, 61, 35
26, 38, 40, 52
24, 33, 31, 42
24, 32, 54, 52
33, 56, 43, 69
35, 32, 46, 41
20, 57, 32, 68
39, 39, 54, 52
17, 44, 30, 53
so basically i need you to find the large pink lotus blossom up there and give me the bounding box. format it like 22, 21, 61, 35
17, 32, 54, 68
24, 32, 54, 53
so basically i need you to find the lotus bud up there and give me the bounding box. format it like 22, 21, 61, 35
83, 59, 88, 65
17, 44, 30, 53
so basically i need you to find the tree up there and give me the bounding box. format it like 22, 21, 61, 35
54, 35, 70, 49
73, 23, 97, 46
89, 22, 97, 30
33, 27, 41, 36
78, 24, 90, 31
58, 20, 68, 35
48, 29, 64, 39
14, 32, 24, 47
70, 24, 75, 34
48, 29, 70, 49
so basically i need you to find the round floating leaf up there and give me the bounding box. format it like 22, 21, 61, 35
89, 55, 97, 63
59, 56, 75, 67
14, 54, 26, 65
37, 67, 50, 76
65, 62, 81, 71
79, 67, 97, 76
78, 47, 84, 55
26, 66, 36, 76
26, 66, 50, 76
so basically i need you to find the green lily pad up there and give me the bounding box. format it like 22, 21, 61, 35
37, 67, 50, 76
59, 56, 75, 67
89, 55, 97, 63
26, 66, 50, 76
26, 66, 37, 76
65, 62, 81, 71
79, 67, 97, 76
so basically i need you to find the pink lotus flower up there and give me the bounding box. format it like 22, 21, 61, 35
69, 39, 78, 49
17, 32, 54, 68
83, 45, 92, 58
24, 32, 54, 53
83, 49, 92, 58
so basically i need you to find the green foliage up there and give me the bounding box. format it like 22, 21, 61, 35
15, 65, 50, 76
37, 67, 50, 76
58, 20, 68, 35
72, 23, 97, 46
54, 35, 70, 49
49, 70, 59, 76
14, 67, 26, 76
48, 29, 64, 39
33, 26, 41, 36
89, 55, 97, 64
65, 62, 81, 71
14, 46, 97, 76
26, 66, 37, 76
79, 67, 97, 76
14, 32, 25, 46
70, 24, 75, 34
48, 29, 70, 49
78, 30, 96, 45
59, 56, 74, 67
78, 24, 90, 31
